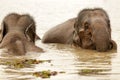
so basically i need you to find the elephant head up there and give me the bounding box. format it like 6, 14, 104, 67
73, 8, 117, 52
0, 13, 43, 55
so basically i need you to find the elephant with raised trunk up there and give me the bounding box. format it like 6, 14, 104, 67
0, 13, 43, 55
42, 8, 117, 52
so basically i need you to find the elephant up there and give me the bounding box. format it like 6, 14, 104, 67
0, 13, 43, 55
42, 8, 117, 52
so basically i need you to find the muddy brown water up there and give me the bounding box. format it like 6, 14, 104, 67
0, 0, 120, 80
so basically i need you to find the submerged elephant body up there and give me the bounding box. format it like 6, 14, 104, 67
42, 18, 76, 44
0, 13, 43, 55
42, 8, 117, 52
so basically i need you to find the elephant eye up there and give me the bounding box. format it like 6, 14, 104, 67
84, 22, 89, 30
73, 31, 75, 34
74, 22, 78, 29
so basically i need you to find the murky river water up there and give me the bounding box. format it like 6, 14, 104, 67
0, 0, 120, 80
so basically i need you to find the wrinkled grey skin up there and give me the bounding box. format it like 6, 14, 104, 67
0, 13, 43, 55
42, 8, 117, 52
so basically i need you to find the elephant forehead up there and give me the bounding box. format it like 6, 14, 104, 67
7, 26, 24, 32
17, 21, 32, 28
4, 14, 19, 22
90, 17, 107, 24
17, 15, 33, 25
79, 10, 108, 24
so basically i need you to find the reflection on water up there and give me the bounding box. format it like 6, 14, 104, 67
0, 0, 120, 80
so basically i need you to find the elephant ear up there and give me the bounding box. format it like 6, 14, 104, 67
74, 19, 79, 32
25, 23, 40, 43
0, 21, 7, 43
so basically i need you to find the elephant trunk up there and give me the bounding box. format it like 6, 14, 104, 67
92, 23, 110, 52
13, 40, 26, 55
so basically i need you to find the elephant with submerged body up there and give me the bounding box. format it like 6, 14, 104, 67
0, 13, 43, 55
42, 8, 117, 52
